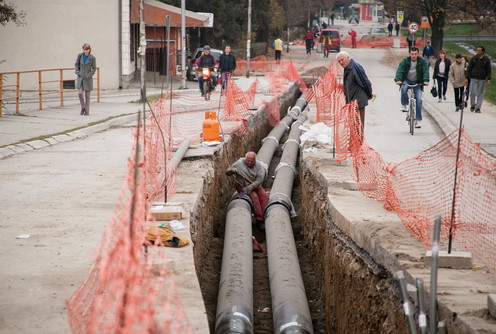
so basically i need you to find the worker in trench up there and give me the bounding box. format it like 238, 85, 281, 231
226, 151, 269, 231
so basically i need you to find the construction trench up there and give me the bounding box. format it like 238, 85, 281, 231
189, 85, 409, 333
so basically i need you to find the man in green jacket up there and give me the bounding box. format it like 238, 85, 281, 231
394, 47, 430, 128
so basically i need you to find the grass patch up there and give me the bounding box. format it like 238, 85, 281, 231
443, 41, 496, 105
444, 23, 481, 36
129, 91, 178, 103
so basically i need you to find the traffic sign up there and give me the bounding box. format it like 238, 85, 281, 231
408, 22, 419, 33
421, 16, 431, 29
397, 11, 404, 24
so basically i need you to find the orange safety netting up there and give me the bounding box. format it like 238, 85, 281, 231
66, 125, 192, 332
342, 36, 425, 49
66, 59, 308, 333
313, 61, 496, 271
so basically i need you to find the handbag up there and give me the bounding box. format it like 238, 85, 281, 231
430, 82, 438, 98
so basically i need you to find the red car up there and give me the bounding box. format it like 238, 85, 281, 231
319, 29, 341, 52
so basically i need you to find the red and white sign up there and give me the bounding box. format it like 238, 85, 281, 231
408, 22, 419, 33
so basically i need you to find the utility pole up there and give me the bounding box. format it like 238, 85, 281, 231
180, 0, 188, 89
246, 0, 251, 78
139, 0, 146, 101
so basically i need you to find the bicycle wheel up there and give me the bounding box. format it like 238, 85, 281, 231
409, 99, 415, 135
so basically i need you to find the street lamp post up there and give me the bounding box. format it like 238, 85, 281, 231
246, 0, 251, 78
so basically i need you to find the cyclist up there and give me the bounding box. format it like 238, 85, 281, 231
394, 47, 430, 128
194, 45, 218, 94
219, 45, 236, 90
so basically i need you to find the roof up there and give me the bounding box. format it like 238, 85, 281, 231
131, 0, 210, 27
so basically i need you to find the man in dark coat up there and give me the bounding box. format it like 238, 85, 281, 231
336, 51, 373, 143
465, 46, 492, 113
219, 45, 236, 89
75, 43, 96, 116
387, 22, 393, 36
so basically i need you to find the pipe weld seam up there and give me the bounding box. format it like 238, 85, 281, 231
282, 139, 300, 150
266, 192, 297, 217
291, 120, 303, 129
275, 161, 297, 175
289, 106, 301, 119
262, 136, 279, 145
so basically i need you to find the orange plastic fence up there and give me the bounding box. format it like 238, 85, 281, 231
66, 143, 192, 333
314, 61, 496, 271
66, 59, 308, 333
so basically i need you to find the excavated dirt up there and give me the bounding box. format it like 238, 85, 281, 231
191, 86, 409, 333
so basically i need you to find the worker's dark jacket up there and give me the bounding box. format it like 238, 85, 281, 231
466, 54, 492, 80
343, 59, 373, 109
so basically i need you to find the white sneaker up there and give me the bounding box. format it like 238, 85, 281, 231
415, 120, 422, 128
401, 105, 408, 112
438, 98, 442, 103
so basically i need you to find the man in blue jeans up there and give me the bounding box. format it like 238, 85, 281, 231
394, 47, 430, 128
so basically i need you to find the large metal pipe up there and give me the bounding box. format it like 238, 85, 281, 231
257, 95, 308, 166
265, 111, 314, 334
215, 193, 254, 334
215, 95, 308, 334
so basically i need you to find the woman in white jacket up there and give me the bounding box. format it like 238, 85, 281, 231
448, 54, 466, 112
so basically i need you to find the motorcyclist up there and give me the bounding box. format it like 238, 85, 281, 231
194, 45, 218, 94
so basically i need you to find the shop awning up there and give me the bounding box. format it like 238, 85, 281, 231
131, 0, 212, 27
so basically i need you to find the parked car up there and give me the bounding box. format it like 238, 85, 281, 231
368, 27, 387, 37
188, 47, 222, 81
319, 29, 342, 52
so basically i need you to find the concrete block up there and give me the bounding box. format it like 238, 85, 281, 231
0, 147, 14, 157
16, 143, 34, 152
424, 250, 472, 269
7, 145, 25, 153
342, 180, 358, 191
45, 137, 58, 145
150, 205, 184, 221
27, 140, 50, 149
52, 134, 73, 143
67, 130, 87, 139
488, 294, 496, 319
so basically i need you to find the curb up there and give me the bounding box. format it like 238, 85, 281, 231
0, 113, 139, 160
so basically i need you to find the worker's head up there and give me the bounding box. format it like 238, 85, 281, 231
203, 45, 211, 55
224, 45, 231, 54
336, 51, 351, 68
409, 47, 419, 61
245, 151, 256, 168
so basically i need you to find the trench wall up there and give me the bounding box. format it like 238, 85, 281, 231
189, 84, 300, 325
298, 159, 410, 333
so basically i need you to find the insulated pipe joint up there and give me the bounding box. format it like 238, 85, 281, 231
282, 139, 300, 151
288, 105, 301, 119
265, 197, 291, 216
227, 192, 253, 212
215, 305, 253, 334
262, 136, 280, 145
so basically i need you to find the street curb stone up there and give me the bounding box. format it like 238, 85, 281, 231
16, 143, 34, 152
27, 140, 50, 149
7, 145, 25, 154
52, 134, 73, 143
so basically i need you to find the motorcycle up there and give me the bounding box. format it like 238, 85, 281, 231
198, 67, 217, 101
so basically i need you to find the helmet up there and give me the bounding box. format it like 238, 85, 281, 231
203, 45, 211, 50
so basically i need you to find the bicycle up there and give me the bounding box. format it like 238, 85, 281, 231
402, 83, 419, 135
221, 71, 231, 94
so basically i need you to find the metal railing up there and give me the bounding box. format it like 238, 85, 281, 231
0, 67, 100, 117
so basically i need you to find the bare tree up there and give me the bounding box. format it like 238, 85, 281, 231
0, 0, 26, 26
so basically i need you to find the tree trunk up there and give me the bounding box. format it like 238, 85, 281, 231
430, 20, 444, 57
